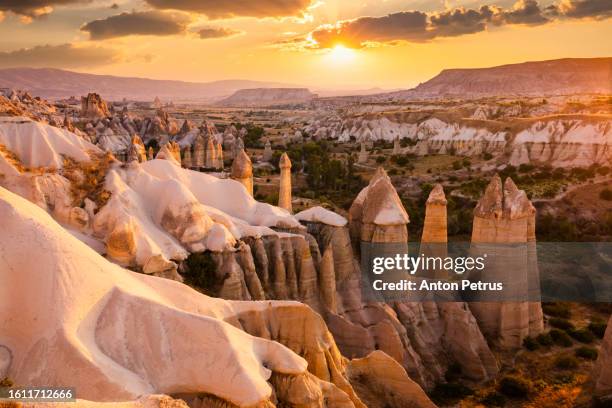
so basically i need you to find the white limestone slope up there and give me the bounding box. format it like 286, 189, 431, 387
0, 116, 100, 169
0, 186, 308, 406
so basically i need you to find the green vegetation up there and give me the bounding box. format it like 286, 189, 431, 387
554, 355, 579, 370
536, 332, 553, 347
181, 252, 217, 294
549, 329, 573, 347
498, 375, 532, 398
568, 328, 595, 344
600, 188, 612, 201
588, 320, 608, 339
523, 336, 539, 351
478, 391, 506, 407
548, 317, 574, 331
542, 302, 571, 318
430, 382, 473, 405
575, 346, 598, 360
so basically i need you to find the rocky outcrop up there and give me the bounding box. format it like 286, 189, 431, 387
218, 88, 316, 107
278, 152, 292, 213
469, 175, 544, 348
231, 149, 253, 196
81, 93, 110, 119
156, 141, 181, 165
263, 138, 273, 162
358, 142, 368, 164
593, 315, 612, 403
349, 167, 409, 244
127, 135, 147, 163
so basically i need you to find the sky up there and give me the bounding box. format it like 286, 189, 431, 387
0, 0, 610, 90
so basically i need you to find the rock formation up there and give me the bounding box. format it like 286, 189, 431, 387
215, 141, 224, 169
182, 147, 192, 168
349, 167, 409, 243
193, 134, 205, 168
593, 315, 612, 403
469, 175, 544, 348
392, 136, 401, 155
156, 141, 181, 165
421, 184, 447, 243
126, 135, 147, 163
81, 93, 110, 119
358, 142, 369, 164
148, 146, 154, 160
206, 137, 216, 169
278, 152, 292, 213
263, 138, 273, 162
231, 149, 253, 196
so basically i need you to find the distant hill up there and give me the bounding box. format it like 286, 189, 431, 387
383, 57, 612, 99
0, 68, 296, 102
217, 88, 316, 106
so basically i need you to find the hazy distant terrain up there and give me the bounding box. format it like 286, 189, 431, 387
0, 68, 295, 102
380, 57, 612, 99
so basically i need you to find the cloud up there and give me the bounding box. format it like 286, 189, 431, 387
554, 0, 612, 18
144, 0, 312, 19
0, 43, 121, 68
307, 0, 610, 49
0, 0, 88, 19
81, 10, 191, 40
198, 26, 242, 39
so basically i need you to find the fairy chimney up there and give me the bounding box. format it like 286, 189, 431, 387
231, 149, 253, 196
421, 184, 447, 243
278, 153, 292, 213
469, 175, 543, 349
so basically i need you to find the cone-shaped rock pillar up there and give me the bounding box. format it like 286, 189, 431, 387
231, 149, 253, 196
127, 135, 147, 163
205, 137, 216, 169
469, 174, 543, 349
421, 183, 447, 243
193, 134, 205, 168
278, 152, 292, 213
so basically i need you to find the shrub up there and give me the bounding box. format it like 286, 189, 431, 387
182, 252, 217, 293
482, 152, 493, 160
569, 328, 595, 344
479, 391, 506, 407
498, 375, 532, 398
536, 332, 553, 346
600, 188, 612, 201
430, 382, 473, 403
550, 329, 573, 347
588, 321, 608, 339
554, 355, 579, 370
523, 336, 540, 351
542, 302, 571, 318
549, 317, 574, 331
575, 346, 598, 360
452, 161, 462, 170
376, 156, 386, 164
0, 377, 13, 387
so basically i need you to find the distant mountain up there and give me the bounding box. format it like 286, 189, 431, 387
217, 88, 316, 107
0, 68, 296, 102
383, 57, 612, 99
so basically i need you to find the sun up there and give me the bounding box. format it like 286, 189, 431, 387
327, 44, 356, 64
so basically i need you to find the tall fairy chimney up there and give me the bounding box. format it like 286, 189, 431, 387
206, 137, 216, 169
469, 174, 543, 349
278, 152, 292, 213
421, 184, 447, 243
231, 149, 253, 196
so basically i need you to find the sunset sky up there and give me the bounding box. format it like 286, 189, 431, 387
0, 0, 610, 90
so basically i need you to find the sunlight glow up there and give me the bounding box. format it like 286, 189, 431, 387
326, 44, 356, 64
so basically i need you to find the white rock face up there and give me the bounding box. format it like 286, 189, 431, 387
303, 114, 611, 167
295, 206, 348, 227
0, 116, 100, 169
0, 186, 307, 405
